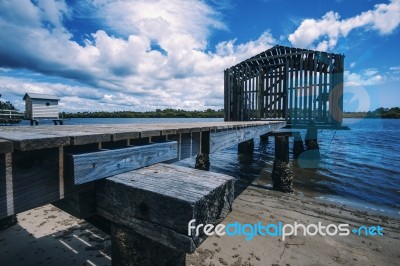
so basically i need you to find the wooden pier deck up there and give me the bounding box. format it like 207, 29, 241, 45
0, 120, 285, 219
0, 120, 286, 264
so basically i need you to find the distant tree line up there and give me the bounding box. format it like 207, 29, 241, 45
0, 100, 17, 110
343, 107, 400, 118
61, 108, 224, 118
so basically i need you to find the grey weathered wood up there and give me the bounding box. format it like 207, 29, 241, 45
0, 154, 8, 218
0, 121, 285, 220
0, 139, 13, 154
210, 123, 285, 153
52, 190, 96, 219
69, 141, 178, 185
12, 149, 60, 213
111, 224, 186, 266
268, 130, 301, 138
96, 163, 234, 253
0, 131, 69, 151
225, 45, 344, 128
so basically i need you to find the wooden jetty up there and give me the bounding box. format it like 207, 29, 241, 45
0, 120, 285, 265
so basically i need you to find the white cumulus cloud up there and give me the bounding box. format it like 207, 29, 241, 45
288, 0, 400, 51
0, 0, 276, 111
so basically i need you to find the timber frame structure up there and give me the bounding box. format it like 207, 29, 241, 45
224, 45, 345, 128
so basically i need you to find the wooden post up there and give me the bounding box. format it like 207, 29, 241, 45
305, 122, 320, 156
271, 136, 293, 192
238, 139, 254, 155
293, 133, 305, 159
260, 133, 269, 143
0, 140, 16, 228
297, 122, 320, 168
275, 136, 289, 163
112, 224, 186, 266
195, 131, 210, 171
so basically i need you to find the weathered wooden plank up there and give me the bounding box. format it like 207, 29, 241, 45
267, 130, 301, 138
0, 122, 285, 151
52, 190, 96, 219
210, 122, 285, 153
323, 71, 328, 121
69, 141, 178, 185
12, 148, 60, 213
318, 60, 323, 121
0, 139, 13, 154
112, 131, 140, 141
96, 163, 234, 253
191, 132, 201, 157
0, 131, 69, 151
180, 132, 192, 159
111, 224, 187, 266
0, 154, 8, 218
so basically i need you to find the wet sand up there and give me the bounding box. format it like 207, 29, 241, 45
1, 186, 399, 266
187, 186, 400, 266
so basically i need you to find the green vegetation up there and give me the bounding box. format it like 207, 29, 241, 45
0, 100, 17, 110
343, 107, 400, 118
61, 107, 400, 119
0, 100, 23, 124
61, 108, 224, 118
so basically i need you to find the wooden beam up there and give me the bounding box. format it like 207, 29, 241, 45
0, 153, 13, 218
68, 141, 178, 185
209, 123, 285, 153
12, 148, 60, 214
0, 139, 13, 154
96, 163, 234, 253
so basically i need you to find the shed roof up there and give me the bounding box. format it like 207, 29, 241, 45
228, 45, 344, 72
23, 93, 60, 101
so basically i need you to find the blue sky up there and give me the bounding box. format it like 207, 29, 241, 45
0, 0, 399, 112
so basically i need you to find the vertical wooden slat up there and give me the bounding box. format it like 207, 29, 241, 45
304, 55, 309, 121
278, 67, 281, 118
323, 70, 327, 122
5, 153, 13, 216
258, 67, 264, 119
224, 69, 229, 121
294, 61, 299, 124
268, 69, 272, 118
288, 59, 295, 122
299, 56, 303, 122
274, 68, 278, 118
313, 55, 318, 121
284, 61, 289, 122
318, 61, 323, 121
308, 54, 313, 120
253, 74, 256, 120
59, 146, 64, 199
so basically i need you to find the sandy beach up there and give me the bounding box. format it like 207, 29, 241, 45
0, 184, 399, 266
187, 186, 400, 266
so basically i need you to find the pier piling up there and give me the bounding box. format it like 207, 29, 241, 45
195, 153, 210, 171
269, 134, 294, 193
293, 134, 305, 159
298, 122, 321, 168
238, 139, 254, 154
